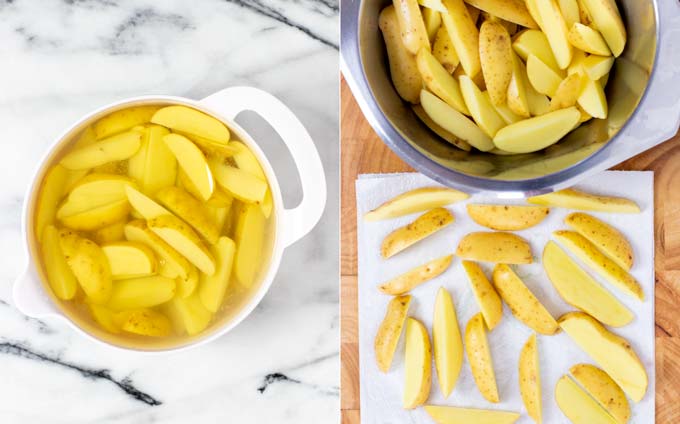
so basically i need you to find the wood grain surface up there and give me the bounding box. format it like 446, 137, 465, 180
340, 77, 680, 423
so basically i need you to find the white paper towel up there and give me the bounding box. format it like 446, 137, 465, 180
356, 171, 655, 424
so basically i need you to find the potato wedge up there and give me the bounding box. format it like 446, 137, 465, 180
61, 200, 130, 232
553, 231, 642, 300
381, 208, 454, 258
555, 375, 618, 424
93, 221, 126, 244
166, 292, 213, 336
148, 214, 215, 275
424, 405, 520, 424
479, 21, 513, 106
550, 73, 584, 111
35, 165, 70, 242
506, 53, 531, 118
210, 158, 267, 204
60, 131, 142, 170
535, 0, 573, 69
528, 189, 640, 213
465, 313, 499, 402
464, 0, 537, 28
565, 212, 633, 270
232, 203, 265, 287
559, 312, 648, 402
176, 266, 199, 298
157, 186, 220, 244
118, 308, 172, 337
125, 186, 169, 219
403, 318, 432, 409
467, 204, 549, 231
101, 241, 157, 280
422, 7, 441, 42
164, 134, 214, 201
379, 254, 453, 295
198, 236, 236, 312
59, 229, 112, 304
124, 220, 191, 279
526, 54, 563, 97
419, 0, 446, 12
462, 261, 502, 330
579, 0, 626, 56
568, 23, 611, 56
380, 6, 422, 103
393, 0, 431, 55
558, 0, 580, 28
456, 231, 532, 264
151, 105, 229, 144
487, 93, 523, 124
88, 303, 122, 334
519, 334, 542, 423
93, 106, 158, 139
230, 142, 272, 218
527, 83, 552, 116
582, 55, 615, 81
107, 275, 176, 311
412, 105, 472, 151
432, 26, 459, 74
417, 48, 469, 115
492, 264, 559, 335
365, 186, 468, 221
570, 364, 630, 424
493, 107, 581, 154
57, 174, 135, 219
543, 241, 633, 327
40, 225, 78, 300
374, 295, 411, 373
433, 287, 463, 396
512, 29, 561, 74
420, 90, 494, 151
128, 124, 176, 195
441, 0, 481, 77
459, 75, 507, 138
578, 78, 608, 119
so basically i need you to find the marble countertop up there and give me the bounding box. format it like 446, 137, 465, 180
0, 0, 338, 422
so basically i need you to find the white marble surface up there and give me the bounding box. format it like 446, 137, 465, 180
0, 1, 338, 422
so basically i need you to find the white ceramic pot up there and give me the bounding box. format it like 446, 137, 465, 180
12, 86, 327, 352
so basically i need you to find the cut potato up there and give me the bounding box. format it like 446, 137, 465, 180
513, 30, 561, 74
558, 0, 580, 29
578, 78, 608, 119
164, 133, 214, 201
479, 20, 513, 106
493, 107, 581, 154
60, 200, 130, 232
488, 93, 523, 124
433, 287, 463, 396
364, 186, 469, 221
59, 229, 112, 304
125, 186, 169, 219
40, 225, 78, 300
167, 292, 213, 336
417, 48, 470, 115
393, 0, 431, 54
379, 254, 453, 295
462, 261, 502, 330
526, 54, 563, 97
423, 7, 441, 42
519, 334, 542, 423
178, 132, 239, 160
565, 212, 633, 270
374, 295, 411, 373
465, 313, 499, 402
93, 106, 158, 139
568, 23, 611, 56
157, 186, 220, 244
102, 241, 157, 280
579, 0, 626, 56
419, 0, 446, 12
380, 6, 423, 103
528, 189, 640, 213
456, 231, 532, 264
432, 26, 460, 73
198, 236, 236, 312
412, 105, 472, 151
176, 266, 199, 298
550, 73, 584, 111
60, 131, 142, 170
152, 105, 229, 144
88, 303, 122, 334
543, 241, 633, 327
441, 0, 481, 77
381, 207, 454, 259
233, 203, 265, 288
148, 214, 215, 275
92, 221, 126, 244
35, 165, 70, 243
577, 0, 595, 25
534, 0, 573, 69
107, 275, 176, 311
459, 75, 507, 138
230, 142, 272, 218
527, 83, 552, 116
128, 124, 176, 195
553, 231, 642, 299
506, 53, 531, 118
582, 55, 615, 81
124, 219, 191, 279
59, 174, 135, 215
555, 375, 618, 424
492, 264, 559, 335
467, 204, 549, 231
424, 405, 520, 424
403, 318, 432, 409
570, 363, 631, 424
210, 158, 268, 204
466, 0, 537, 28
119, 309, 172, 337
559, 312, 648, 402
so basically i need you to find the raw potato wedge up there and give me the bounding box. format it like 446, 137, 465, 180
124, 220, 191, 279
467, 204, 549, 231
534, 0, 573, 69
456, 232, 532, 264
60, 131, 142, 170
570, 364, 631, 424
519, 334, 542, 423
488, 92, 523, 124
464, 0, 537, 28
210, 158, 268, 204
441, 0, 481, 77
419, 0, 446, 12
559, 312, 648, 402
422, 7, 441, 42
420, 90, 494, 151
465, 313, 499, 403
107, 275, 176, 311
374, 295, 412, 372
582, 55, 615, 81
128, 124, 176, 195
151, 105, 230, 144
176, 266, 199, 298
459, 75, 507, 138
59, 200, 130, 231
125, 186, 169, 219
553, 231, 643, 300
379, 254, 453, 295
492, 264, 559, 335
479, 20, 513, 106
41, 225, 78, 300
380, 6, 422, 103
512, 30, 561, 74
550, 73, 584, 111
555, 375, 618, 424
568, 23, 611, 56
393, 0, 431, 55
198, 236, 236, 312
35, 165, 70, 242
119, 309, 172, 337
412, 105, 472, 151
364, 186, 469, 221
381, 207, 454, 258
93, 105, 158, 139
493, 107, 582, 154
579, 0, 626, 56
558, 0, 580, 28
565, 212, 633, 270
462, 261, 502, 330
506, 53, 531, 118
433, 287, 464, 396
416, 48, 470, 115
230, 142, 273, 218
578, 78, 608, 119
101, 241, 157, 280
157, 186, 220, 244
233, 203, 266, 287
528, 189, 640, 213
149, 214, 215, 275
403, 318, 432, 409
166, 292, 213, 336
164, 133, 214, 201
88, 303, 122, 334
432, 26, 460, 74
424, 405, 520, 424
93, 221, 126, 244
526, 54, 563, 97
58, 174, 135, 216
543, 241, 633, 327
59, 229, 112, 304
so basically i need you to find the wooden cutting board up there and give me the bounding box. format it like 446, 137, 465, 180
340, 77, 680, 423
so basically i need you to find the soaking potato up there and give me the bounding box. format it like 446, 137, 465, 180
124, 220, 192, 279
533, 0, 573, 69
149, 214, 215, 275
422, 7, 441, 42
412, 105, 472, 151
59, 229, 112, 304
35, 165, 71, 242
403, 318, 432, 409
558, 0, 580, 29
519, 334, 542, 423
462, 261, 502, 330
565, 212, 633, 270
198, 236, 236, 313
550, 73, 583, 111
157, 186, 220, 244
459, 75, 507, 138
493, 107, 581, 153
93, 221, 126, 244
568, 23, 611, 56
93, 106, 158, 139
440, 0, 481, 77
543, 241, 633, 327
528, 189, 640, 213
125, 186, 169, 219
379, 254, 453, 295
59, 201, 130, 232
555, 375, 618, 424
492, 264, 559, 335
101, 241, 157, 280
526, 54, 563, 97
107, 275, 176, 311
60, 131, 142, 170
513, 30, 561, 74
582, 55, 615, 81
381, 207, 454, 258
579, 0, 626, 56
479, 21, 513, 106
578, 78, 608, 119
456, 231, 532, 264
553, 231, 642, 300
432, 26, 459, 74
393, 0, 431, 55
119, 309, 172, 337
424, 406, 520, 424
374, 295, 411, 373
152, 105, 230, 144
433, 287, 463, 396
41, 225, 78, 300
364, 186, 468, 221
506, 53, 531, 118
163, 133, 214, 201
231, 142, 273, 217
88, 303, 122, 334
210, 158, 268, 204
166, 292, 213, 336
417, 49, 469, 115
467, 204, 549, 231
465, 313, 499, 402
380, 6, 422, 103
60, 174, 135, 212
176, 266, 199, 298
233, 203, 266, 287
128, 124, 176, 195
570, 364, 630, 424
559, 312, 648, 402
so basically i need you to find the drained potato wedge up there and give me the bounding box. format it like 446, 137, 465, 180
465, 313, 499, 402
379, 254, 453, 295
570, 364, 631, 424
568, 23, 611, 56
164, 134, 214, 201
579, 0, 626, 56
102, 241, 157, 280
456, 232, 532, 264
41, 225, 78, 300
464, 0, 537, 28
550, 73, 584, 111
381, 208, 454, 258
152, 105, 230, 144
492, 264, 559, 335
493, 107, 582, 153
479, 20, 513, 106
422, 7, 442, 42
412, 105, 472, 151
553, 231, 642, 300
157, 186, 220, 244
93, 106, 158, 139
543, 241, 633, 327
393, 0, 431, 55
441, 0, 481, 77
380, 6, 423, 103
534, 0, 573, 69
513, 29, 561, 74
403, 318, 432, 409
558, 0, 580, 28
374, 295, 411, 373
417, 48, 469, 115
198, 236, 236, 312
432, 26, 460, 74
59, 229, 112, 304
506, 53, 531, 118
467, 204, 549, 231
488, 93, 523, 124
107, 275, 176, 311
459, 75, 507, 138
559, 312, 648, 402
462, 261, 502, 330
149, 214, 215, 275
365, 186, 469, 221
526, 54, 563, 97
526, 82, 552, 116
555, 375, 618, 424
582, 55, 615, 81
124, 220, 191, 279
519, 334, 542, 423
433, 287, 464, 396
424, 405, 520, 424
578, 78, 608, 119
565, 212, 633, 270
60, 131, 142, 170
528, 189, 640, 213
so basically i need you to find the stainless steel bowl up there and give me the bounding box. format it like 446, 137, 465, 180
342, 0, 680, 195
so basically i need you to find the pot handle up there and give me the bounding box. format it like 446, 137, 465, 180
200, 87, 327, 247
13, 265, 59, 318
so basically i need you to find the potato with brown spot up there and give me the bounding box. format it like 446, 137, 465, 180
374, 295, 412, 372
456, 231, 532, 264
379, 6, 422, 103
467, 204, 549, 230
379, 254, 453, 295
479, 20, 513, 106
381, 207, 454, 258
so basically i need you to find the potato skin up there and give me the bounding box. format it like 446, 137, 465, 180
379, 254, 453, 295
374, 295, 412, 372
518, 334, 542, 423
462, 261, 502, 330
456, 231, 532, 264
467, 204, 549, 231
570, 363, 630, 424
392, 0, 431, 55
364, 186, 468, 221
379, 6, 422, 103
565, 212, 633, 270
381, 207, 454, 258
479, 21, 513, 106
58, 229, 112, 304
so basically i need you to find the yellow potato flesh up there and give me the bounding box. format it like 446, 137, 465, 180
526, 54, 563, 97
128, 125, 176, 195
535, 0, 573, 69
568, 23, 612, 56
550, 73, 584, 111
198, 237, 236, 313
441, 0, 481, 77
381, 207, 454, 258
379, 254, 453, 295
464, 0, 537, 28
487, 92, 522, 124
124, 220, 190, 279
479, 21, 513, 106
41, 225, 78, 300
163, 133, 214, 201
125, 186, 169, 220
380, 6, 423, 104
462, 261, 502, 330
555, 375, 618, 424
93, 106, 158, 139
392, 0, 431, 55
416, 48, 469, 115
157, 186, 220, 244
422, 7, 441, 42
570, 364, 631, 424
412, 105, 472, 151
374, 295, 411, 373
102, 241, 157, 280
167, 292, 213, 336
466, 204, 550, 231
513, 29, 561, 74
528, 188, 640, 213
230, 142, 273, 218
527, 82, 552, 116
578, 78, 608, 119
151, 105, 230, 144
579, 0, 626, 56
456, 231, 533, 264
176, 266, 199, 298
493, 107, 580, 154
107, 275, 175, 311
419, 0, 446, 12
565, 212, 633, 270
424, 405, 520, 424
149, 214, 215, 275
35, 165, 70, 242
60, 200, 131, 231
88, 303, 122, 334
432, 26, 459, 74
519, 334, 542, 423
60, 131, 141, 170
543, 241, 633, 327
433, 287, 463, 396
506, 53, 531, 118
58, 174, 136, 217
233, 203, 265, 287
403, 318, 432, 409
364, 186, 468, 221
558, 0, 580, 29
582, 55, 615, 81
59, 229, 112, 304
459, 75, 507, 138
465, 313, 499, 402
211, 159, 267, 204
119, 309, 172, 338
93, 221, 126, 244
